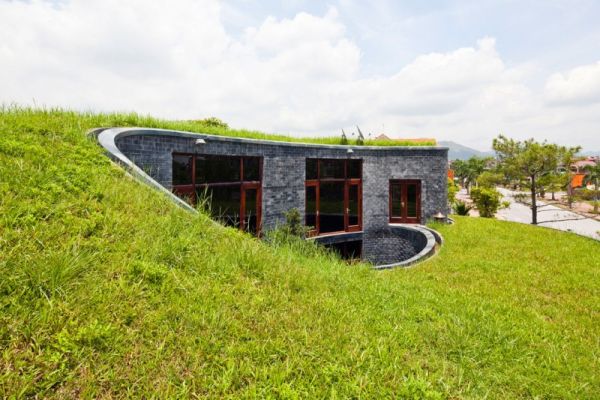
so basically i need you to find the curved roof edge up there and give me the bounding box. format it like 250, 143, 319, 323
91, 127, 196, 212
96, 126, 448, 152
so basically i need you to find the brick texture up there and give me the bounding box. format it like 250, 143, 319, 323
116, 131, 447, 263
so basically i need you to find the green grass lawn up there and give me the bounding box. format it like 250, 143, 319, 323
1, 108, 599, 398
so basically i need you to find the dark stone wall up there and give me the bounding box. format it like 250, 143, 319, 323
115, 130, 448, 260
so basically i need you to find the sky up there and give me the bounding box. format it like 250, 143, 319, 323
1, 0, 600, 151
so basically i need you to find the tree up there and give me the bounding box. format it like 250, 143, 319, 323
452, 156, 491, 193
448, 177, 459, 206
583, 163, 600, 213
537, 172, 568, 201
493, 135, 580, 224
476, 171, 504, 189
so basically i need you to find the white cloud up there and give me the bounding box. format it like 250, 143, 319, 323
0, 0, 599, 151
545, 61, 600, 106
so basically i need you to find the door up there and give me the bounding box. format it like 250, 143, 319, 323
389, 180, 421, 223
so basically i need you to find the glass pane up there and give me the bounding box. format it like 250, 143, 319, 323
319, 159, 345, 179
391, 183, 402, 217
244, 188, 258, 234
319, 182, 345, 233
198, 185, 241, 228
305, 186, 317, 228
306, 159, 318, 180
172, 155, 192, 185
407, 184, 418, 218
243, 157, 260, 181
196, 156, 240, 183
348, 160, 362, 179
348, 184, 359, 226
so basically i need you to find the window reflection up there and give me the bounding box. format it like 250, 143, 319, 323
172, 153, 262, 235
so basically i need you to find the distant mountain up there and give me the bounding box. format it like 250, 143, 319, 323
438, 141, 494, 160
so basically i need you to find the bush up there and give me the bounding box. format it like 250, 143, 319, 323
453, 200, 473, 216
448, 178, 459, 205
471, 187, 503, 218
282, 208, 309, 238
192, 117, 229, 129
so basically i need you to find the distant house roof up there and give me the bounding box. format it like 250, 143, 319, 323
572, 158, 597, 172
374, 134, 392, 141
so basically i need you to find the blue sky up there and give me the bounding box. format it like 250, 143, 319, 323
223, 0, 600, 76
2, 0, 600, 151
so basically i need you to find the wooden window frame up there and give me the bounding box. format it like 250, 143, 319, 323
389, 179, 421, 224
172, 152, 263, 235
305, 158, 362, 236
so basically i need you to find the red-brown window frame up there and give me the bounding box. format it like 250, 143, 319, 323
305, 158, 362, 236
171, 152, 263, 234
389, 179, 421, 224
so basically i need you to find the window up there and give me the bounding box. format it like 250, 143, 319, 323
305, 159, 362, 235
389, 180, 421, 224
172, 154, 193, 185
172, 153, 262, 234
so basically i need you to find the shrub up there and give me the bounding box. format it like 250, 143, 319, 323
453, 200, 473, 216
192, 117, 229, 129
575, 188, 599, 201
471, 187, 503, 218
448, 178, 459, 205
282, 208, 309, 238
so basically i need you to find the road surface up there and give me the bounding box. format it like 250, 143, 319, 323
495, 187, 600, 241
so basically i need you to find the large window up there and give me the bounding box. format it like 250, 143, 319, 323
172, 153, 262, 234
305, 159, 362, 235
389, 180, 421, 224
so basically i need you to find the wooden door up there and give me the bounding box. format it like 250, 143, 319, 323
389, 180, 421, 223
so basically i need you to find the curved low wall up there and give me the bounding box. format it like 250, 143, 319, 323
311, 224, 440, 269
372, 225, 439, 269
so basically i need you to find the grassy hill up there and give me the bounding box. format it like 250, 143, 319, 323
1, 108, 599, 398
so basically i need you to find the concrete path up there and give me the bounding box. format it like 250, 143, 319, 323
496, 187, 600, 241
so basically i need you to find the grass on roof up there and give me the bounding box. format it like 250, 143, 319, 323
2, 106, 436, 147
0, 107, 598, 398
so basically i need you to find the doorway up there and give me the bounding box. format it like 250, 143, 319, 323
389, 180, 421, 223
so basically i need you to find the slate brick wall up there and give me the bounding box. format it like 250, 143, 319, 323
116, 131, 447, 263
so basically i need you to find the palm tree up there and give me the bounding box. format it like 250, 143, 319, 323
583, 163, 600, 213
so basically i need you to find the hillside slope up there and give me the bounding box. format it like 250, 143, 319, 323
438, 141, 493, 160
1, 109, 599, 398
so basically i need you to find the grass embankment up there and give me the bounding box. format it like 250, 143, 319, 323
1, 108, 599, 398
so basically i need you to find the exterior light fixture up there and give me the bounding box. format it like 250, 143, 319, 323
433, 212, 446, 223
195, 138, 206, 145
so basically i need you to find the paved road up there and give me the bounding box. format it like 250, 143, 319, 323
495, 187, 600, 241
